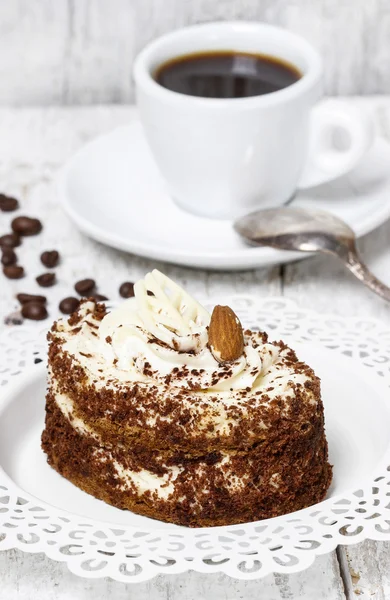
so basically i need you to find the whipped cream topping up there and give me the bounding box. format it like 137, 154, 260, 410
56, 270, 310, 402
98, 270, 271, 392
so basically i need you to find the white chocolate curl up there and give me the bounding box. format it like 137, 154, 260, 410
134, 270, 210, 352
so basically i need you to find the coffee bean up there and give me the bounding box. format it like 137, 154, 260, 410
92, 294, 108, 302
4, 310, 23, 326
75, 278, 95, 296
21, 301, 48, 321
11, 216, 42, 236
3, 265, 24, 279
17, 293, 47, 305
41, 250, 60, 268
0, 194, 19, 212
1, 248, 17, 266
59, 296, 80, 315
119, 281, 135, 298
36, 272, 56, 287
0, 233, 21, 248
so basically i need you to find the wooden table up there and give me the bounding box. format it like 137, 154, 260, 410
0, 99, 390, 599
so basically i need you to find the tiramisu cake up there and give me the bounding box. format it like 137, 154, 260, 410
42, 270, 332, 527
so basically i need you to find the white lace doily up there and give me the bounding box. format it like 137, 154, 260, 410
1, 296, 390, 583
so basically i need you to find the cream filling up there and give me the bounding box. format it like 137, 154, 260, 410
113, 460, 179, 498
54, 385, 98, 439
53, 386, 179, 500
51, 384, 247, 499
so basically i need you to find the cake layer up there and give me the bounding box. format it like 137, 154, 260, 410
42, 391, 332, 527
47, 301, 321, 453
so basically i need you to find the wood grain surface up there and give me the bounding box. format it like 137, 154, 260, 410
0, 0, 389, 105
0, 99, 390, 598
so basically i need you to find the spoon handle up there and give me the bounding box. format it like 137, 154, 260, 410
342, 250, 390, 302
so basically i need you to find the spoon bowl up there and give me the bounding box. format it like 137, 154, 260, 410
234, 207, 355, 253
234, 206, 390, 302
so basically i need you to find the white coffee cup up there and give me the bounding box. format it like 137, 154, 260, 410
134, 22, 373, 220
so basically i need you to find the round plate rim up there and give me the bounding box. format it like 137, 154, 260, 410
1, 337, 390, 536
2, 296, 390, 581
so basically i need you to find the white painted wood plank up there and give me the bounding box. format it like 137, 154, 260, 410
342, 541, 390, 599
0, 1, 389, 104
0, 1, 69, 105
63, 0, 136, 104
0, 549, 345, 600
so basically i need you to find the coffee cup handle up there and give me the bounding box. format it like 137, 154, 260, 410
298, 101, 374, 190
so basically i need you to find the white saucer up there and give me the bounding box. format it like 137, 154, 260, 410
59, 119, 390, 271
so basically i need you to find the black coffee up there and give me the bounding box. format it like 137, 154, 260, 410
155, 51, 301, 99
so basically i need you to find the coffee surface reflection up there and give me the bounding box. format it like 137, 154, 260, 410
155, 51, 302, 99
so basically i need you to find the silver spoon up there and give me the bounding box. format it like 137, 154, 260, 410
234, 206, 390, 302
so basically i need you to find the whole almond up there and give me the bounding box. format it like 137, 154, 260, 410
208, 305, 244, 363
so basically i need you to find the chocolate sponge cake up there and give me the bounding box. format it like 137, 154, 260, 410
42, 270, 332, 527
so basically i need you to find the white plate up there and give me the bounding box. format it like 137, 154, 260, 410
1, 345, 388, 526
2, 296, 390, 582
59, 119, 390, 270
